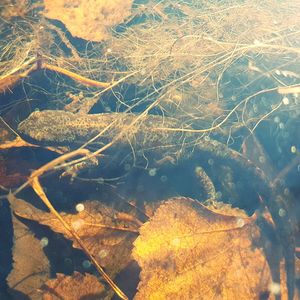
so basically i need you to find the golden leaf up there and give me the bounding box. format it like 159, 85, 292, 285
42, 272, 111, 300
133, 197, 273, 299
13, 198, 139, 277
43, 0, 133, 42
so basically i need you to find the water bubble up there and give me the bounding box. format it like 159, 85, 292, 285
160, 175, 168, 182
268, 282, 281, 295
236, 218, 245, 228
82, 260, 91, 269
40, 237, 49, 248
283, 188, 290, 196
273, 116, 280, 123
204, 135, 210, 142
290, 145, 297, 153
76, 203, 85, 212
148, 168, 157, 176
98, 249, 109, 259
278, 122, 285, 129
208, 158, 214, 166
278, 208, 286, 217
282, 96, 289, 105
64, 258, 72, 266
195, 166, 202, 174
258, 156, 266, 164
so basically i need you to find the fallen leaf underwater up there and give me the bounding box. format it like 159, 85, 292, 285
2, 0, 300, 299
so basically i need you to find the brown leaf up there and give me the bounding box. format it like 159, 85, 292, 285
13, 198, 139, 276
7, 195, 50, 299
42, 272, 111, 300
133, 197, 273, 299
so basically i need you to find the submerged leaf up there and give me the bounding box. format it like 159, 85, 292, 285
13, 199, 139, 276
42, 272, 111, 300
133, 197, 273, 299
7, 195, 50, 299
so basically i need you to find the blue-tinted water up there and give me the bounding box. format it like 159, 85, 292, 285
1, 0, 300, 299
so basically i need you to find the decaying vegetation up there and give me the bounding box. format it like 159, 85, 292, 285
1, 0, 300, 299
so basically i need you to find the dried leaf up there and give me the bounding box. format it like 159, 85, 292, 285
133, 197, 273, 299
7, 194, 50, 299
13, 198, 139, 276
42, 272, 111, 300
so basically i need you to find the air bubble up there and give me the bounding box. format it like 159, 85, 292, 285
290, 145, 297, 153
204, 135, 210, 141
40, 237, 49, 248
268, 282, 281, 295
282, 96, 289, 105
278, 208, 286, 217
82, 260, 91, 269
160, 175, 168, 182
236, 218, 245, 228
278, 122, 285, 129
76, 203, 85, 212
148, 168, 157, 176
64, 258, 72, 266
273, 116, 280, 123
258, 156, 266, 164
195, 166, 202, 174
208, 159, 214, 166
98, 249, 109, 259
